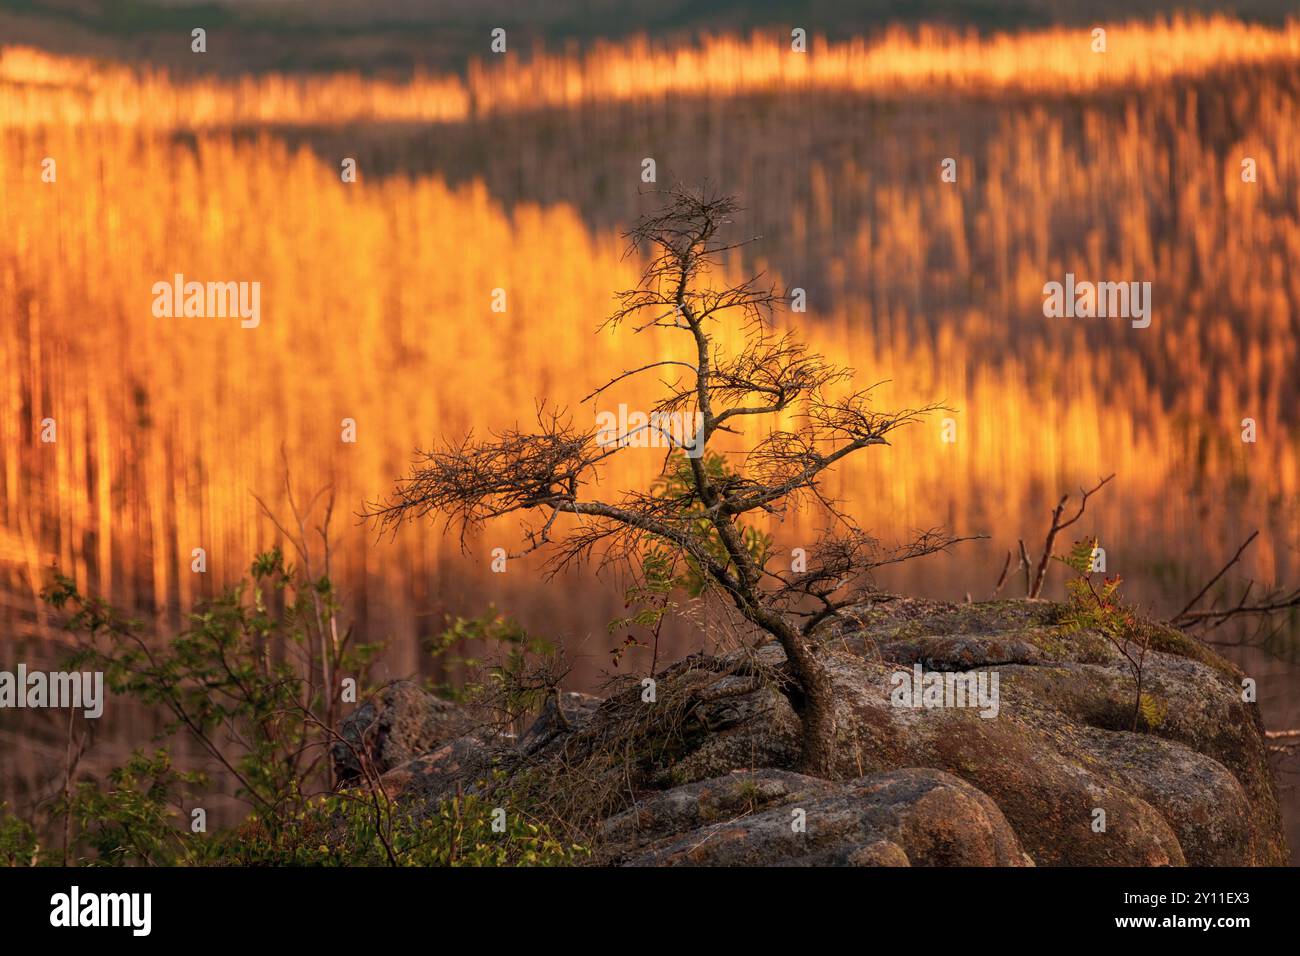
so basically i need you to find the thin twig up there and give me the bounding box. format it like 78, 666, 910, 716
1172, 530, 1259, 623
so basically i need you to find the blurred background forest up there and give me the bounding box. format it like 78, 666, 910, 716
2, 0, 1299, 858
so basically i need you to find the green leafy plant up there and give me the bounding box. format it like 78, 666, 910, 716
606, 451, 772, 674
0, 803, 40, 867
31, 485, 394, 861
221, 790, 584, 867
1056, 537, 1153, 730
426, 608, 561, 734
21, 558, 582, 866
608, 547, 676, 671
1137, 692, 1168, 729
648, 451, 773, 599
45, 545, 379, 825
61, 749, 204, 866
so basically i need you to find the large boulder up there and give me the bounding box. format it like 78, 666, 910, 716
332, 680, 472, 784
819, 598, 1284, 865
603, 767, 1030, 866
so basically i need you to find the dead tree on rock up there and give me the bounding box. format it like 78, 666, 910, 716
364, 185, 973, 777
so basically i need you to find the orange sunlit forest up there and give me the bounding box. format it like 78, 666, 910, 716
2, 2, 1299, 873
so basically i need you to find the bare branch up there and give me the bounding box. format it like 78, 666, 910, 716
1027, 474, 1115, 598
1170, 530, 1259, 625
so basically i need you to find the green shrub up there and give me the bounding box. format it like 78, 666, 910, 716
17, 542, 586, 866
61, 749, 204, 866
0, 803, 40, 867
218, 791, 585, 867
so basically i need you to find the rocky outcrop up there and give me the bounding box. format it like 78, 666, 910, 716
811, 598, 1286, 865
518, 691, 602, 755
379, 735, 507, 802
347, 598, 1288, 866
332, 680, 474, 784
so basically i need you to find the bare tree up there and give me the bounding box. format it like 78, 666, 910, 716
364, 185, 973, 776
